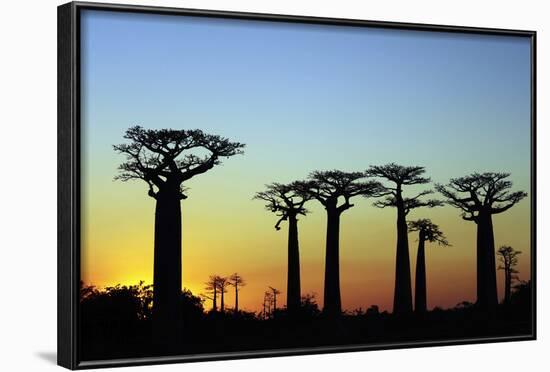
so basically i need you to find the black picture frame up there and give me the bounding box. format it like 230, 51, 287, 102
58, 1, 537, 369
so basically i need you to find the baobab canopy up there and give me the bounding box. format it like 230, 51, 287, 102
114, 126, 245, 199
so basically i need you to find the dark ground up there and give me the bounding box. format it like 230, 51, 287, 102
79, 281, 532, 361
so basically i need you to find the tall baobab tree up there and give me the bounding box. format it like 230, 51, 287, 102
229, 273, 246, 313
408, 219, 450, 313
496, 245, 522, 304
254, 182, 310, 314
436, 172, 526, 311
296, 170, 384, 316
268, 286, 281, 315
366, 163, 442, 315
217, 276, 229, 312
114, 126, 244, 343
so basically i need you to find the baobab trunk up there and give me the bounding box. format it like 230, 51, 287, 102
152, 188, 183, 346
414, 235, 427, 314
476, 212, 498, 311
212, 285, 217, 311
287, 213, 301, 314
393, 200, 413, 315
504, 268, 512, 303
220, 289, 225, 312
234, 286, 239, 313
323, 210, 342, 316
487, 216, 498, 308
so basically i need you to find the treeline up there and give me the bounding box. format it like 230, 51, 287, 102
79, 279, 532, 360
255, 165, 527, 317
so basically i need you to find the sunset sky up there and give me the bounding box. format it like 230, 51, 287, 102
80, 10, 532, 313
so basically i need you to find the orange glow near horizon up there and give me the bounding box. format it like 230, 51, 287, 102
81, 172, 531, 313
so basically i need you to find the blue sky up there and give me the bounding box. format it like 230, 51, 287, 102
81, 10, 531, 187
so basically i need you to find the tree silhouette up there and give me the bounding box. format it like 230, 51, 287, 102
497, 245, 522, 304
296, 170, 384, 316
436, 172, 526, 311
269, 286, 281, 315
229, 273, 246, 313
408, 219, 449, 314
263, 291, 274, 319
254, 182, 310, 314
114, 126, 244, 343
366, 163, 442, 315
217, 276, 229, 312
203, 275, 221, 312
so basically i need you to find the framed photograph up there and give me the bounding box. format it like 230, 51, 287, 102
58, 1, 536, 369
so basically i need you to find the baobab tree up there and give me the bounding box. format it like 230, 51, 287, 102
366, 163, 442, 315
254, 182, 310, 314
436, 172, 526, 311
217, 276, 229, 312
229, 273, 246, 313
408, 219, 450, 314
296, 170, 384, 316
497, 245, 522, 304
114, 126, 244, 343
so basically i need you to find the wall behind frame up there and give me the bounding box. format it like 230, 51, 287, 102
0, 0, 546, 371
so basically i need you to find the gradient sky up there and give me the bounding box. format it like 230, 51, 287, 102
80, 10, 532, 313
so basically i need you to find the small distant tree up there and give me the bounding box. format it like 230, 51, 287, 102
254, 182, 310, 314
408, 219, 449, 313
436, 172, 526, 310
216, 276, 230, 312
229, 273, 246, 313
263, 291, 274, 319
497, 245, 522, 304
268, 286, 281, 315
203, 275, 221, 312
367, 163, 442, 315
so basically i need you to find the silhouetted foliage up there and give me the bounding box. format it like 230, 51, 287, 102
113, 126, 245, 345
255, 182, 310, 314
497, 245, 522, 304
510, 280, 531, 314
408, 219, 450, 313
436, 172, 526, 311
80, 282, 203, 359
367, 163, 442, 315
299, 293, 321, 318
295, 170, 384, 316
79, 280, 532, 361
